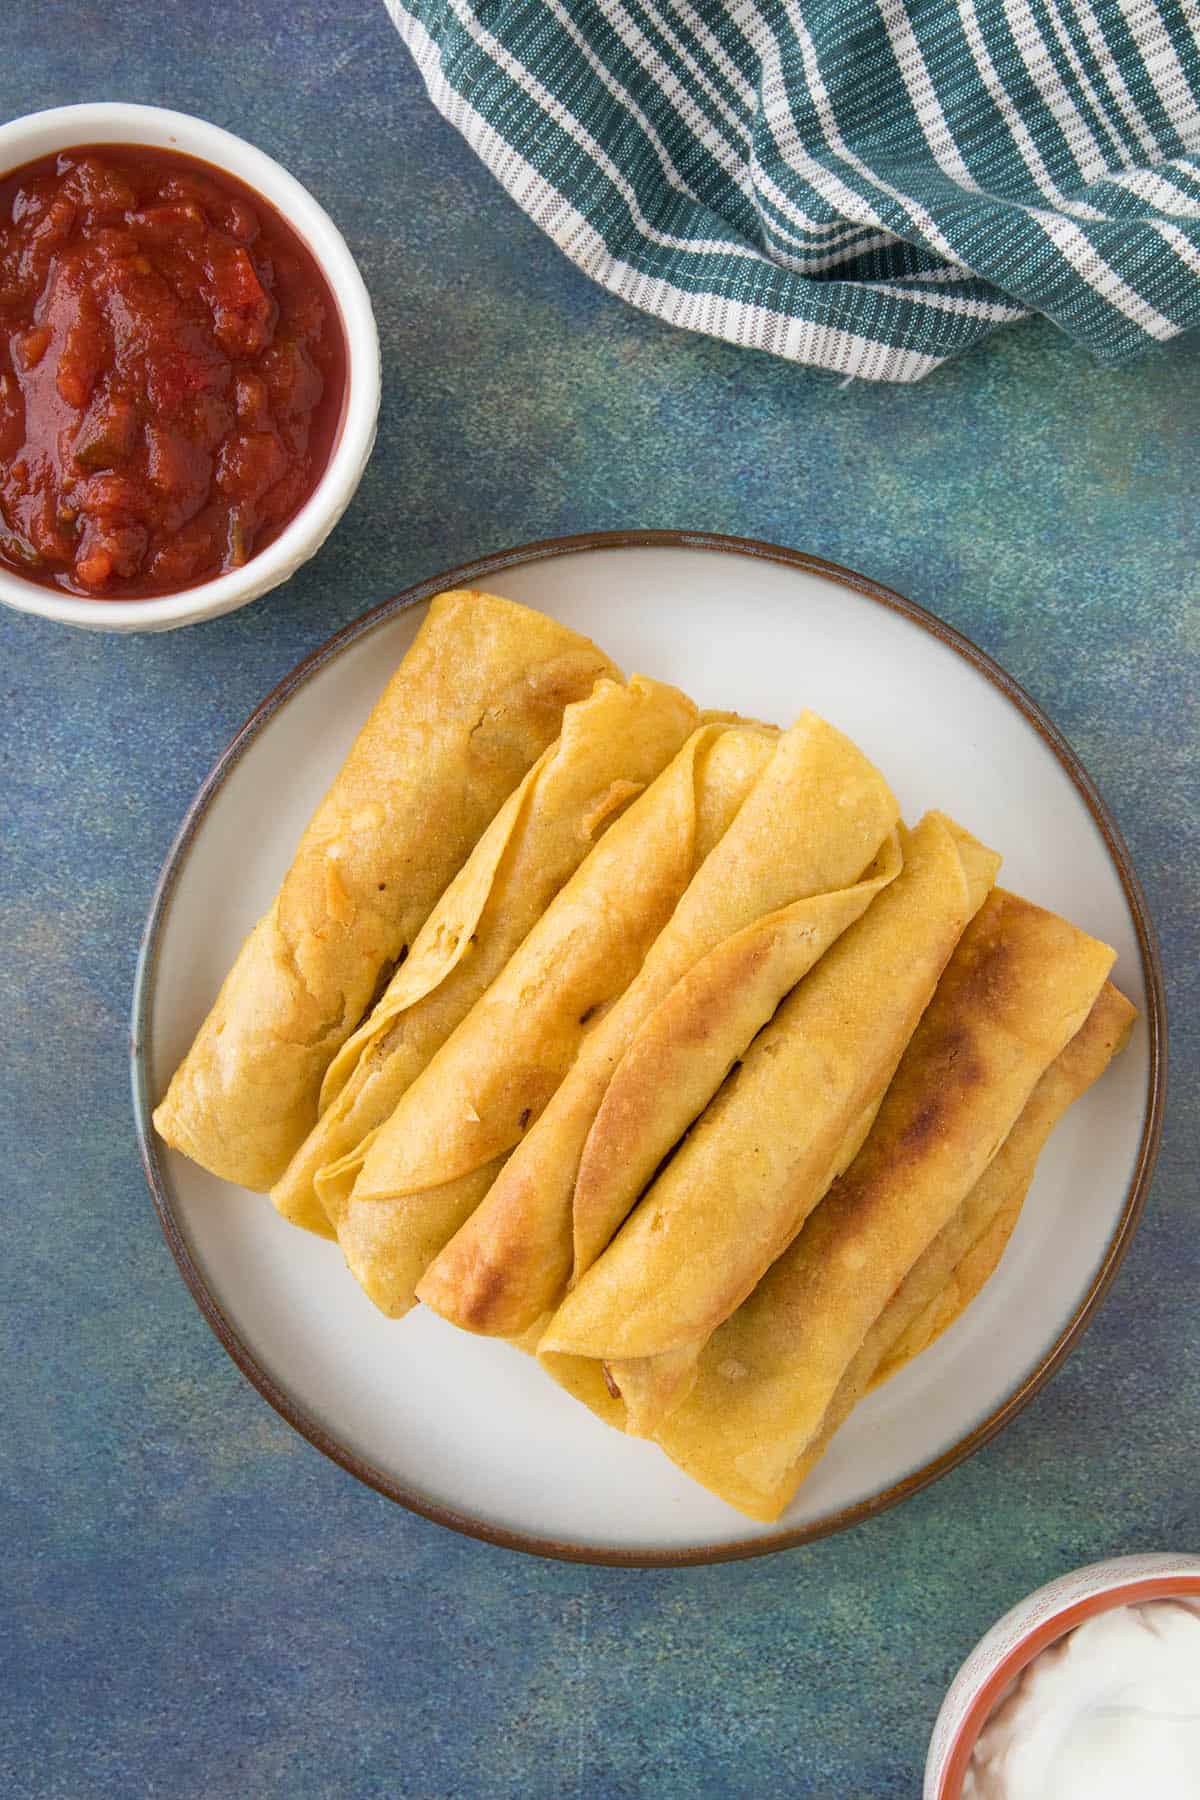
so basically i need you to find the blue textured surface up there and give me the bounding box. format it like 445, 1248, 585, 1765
1, 5, 1197, 1796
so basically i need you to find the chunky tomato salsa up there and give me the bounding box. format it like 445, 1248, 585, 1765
0, 145, 347, 599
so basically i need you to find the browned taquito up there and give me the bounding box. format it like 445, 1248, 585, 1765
539, 811, 1000, 1434
868, 979, 1137, 1388
154, 590, 616, 1191
330, 722, 778, 1317
652, 895, 1120, 1522
691, 981, 1136, 1517
418, 713, 901, 1339
772, 984, 1136, 1508
754, 991, 1136, 1514
269, 676, 698, 1237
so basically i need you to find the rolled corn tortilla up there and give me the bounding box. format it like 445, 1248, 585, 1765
653, 893, 1120, 1522
330, 722, 778, 1317
772, 985, 1136, 1510
154, 590, 617, 1191
538, 811, 1001, 1435
752, 992, 1136, 1516
867, 980, 1136, 1388
417, 713, 901, 1339
270, 675, 698, 1236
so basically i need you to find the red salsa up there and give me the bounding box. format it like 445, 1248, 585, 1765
0, 144, 348, 598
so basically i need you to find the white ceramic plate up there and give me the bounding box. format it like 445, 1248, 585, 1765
132, 533, 1164, 1564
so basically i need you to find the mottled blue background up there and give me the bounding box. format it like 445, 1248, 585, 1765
2, 4, 1197, 1795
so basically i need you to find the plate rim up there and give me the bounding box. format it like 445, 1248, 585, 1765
130, 528, 1167, 1567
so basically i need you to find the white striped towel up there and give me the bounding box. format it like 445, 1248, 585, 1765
384, 0, 1200, 380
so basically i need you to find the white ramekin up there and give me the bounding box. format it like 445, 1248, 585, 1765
0, 102, 380, 633
925, 1551, 1200, 1798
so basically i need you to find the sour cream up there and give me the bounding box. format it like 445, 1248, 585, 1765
964, 1597, 1200, 1799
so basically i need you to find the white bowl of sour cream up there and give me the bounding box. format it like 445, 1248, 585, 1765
925, 1553, 1200, 1800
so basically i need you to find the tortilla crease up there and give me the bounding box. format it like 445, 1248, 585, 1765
539, 810, 1000, 1435
153, 590, 617, 1191
419, 712, 901, 1339
270, 675, 698, 1236
654, 894, 1119, 1522
330, 722, 778, 1318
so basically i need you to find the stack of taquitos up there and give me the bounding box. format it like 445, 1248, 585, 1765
154, 590, 617, 1192
151, 589, 1141, 1525
270, 673, 699, 1235
652, 893, 1126, 1520
331, 720, 782, 1318
418, 712, 902, 1340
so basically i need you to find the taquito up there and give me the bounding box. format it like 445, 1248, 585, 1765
154, 590, 616, 1191
654, 895, 1120, 1521
538, 811, 1001, 1435
418, 713, 900, 1339
770, 984, 1135, 1510
869, 980, 1136, 1388
270, 675, 697, 1236
331, 722, 778, 1317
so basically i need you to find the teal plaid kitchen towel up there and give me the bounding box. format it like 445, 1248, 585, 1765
385, 0, 1200, 380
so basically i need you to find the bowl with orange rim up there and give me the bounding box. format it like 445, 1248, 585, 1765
925, 1551, 1200, 1797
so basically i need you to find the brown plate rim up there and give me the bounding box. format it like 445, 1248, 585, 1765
130, 528, 1167, 1568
